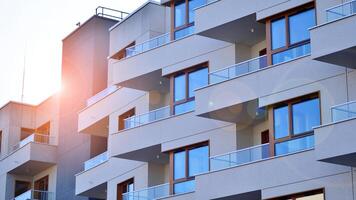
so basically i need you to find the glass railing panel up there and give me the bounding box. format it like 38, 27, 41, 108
124, 106, 171, 129
175, 25, 195, 40
14, 190, 54, 200
125, 33, 171, 58
173, 180, 195, 195
210, 143, 270, 171
275, 135, 314, 156
12, 134, 55, 152
272, 43, 311, 65
123, 183, 170, 200
209, 55, 267, 85
326, 0, 356, 22
331, 101, 356, 122
86, 85, 119, 107
84, 151, 108, 171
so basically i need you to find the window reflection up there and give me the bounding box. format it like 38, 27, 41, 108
188, 68, 208, 98
174, 74, 186, 102
189, 0, 206, 23
175, 1, 186, 28
174, 151, 186, 180
274, 106, 289, 139
188, 146, 209, 176
289, 9, 316, 45
271, 18, 286, 50
292, 98, 320, 135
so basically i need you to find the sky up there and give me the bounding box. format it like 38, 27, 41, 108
0, 0, 158, 107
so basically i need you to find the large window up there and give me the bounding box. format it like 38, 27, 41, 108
118, 108, 135, 130
173, 0, 206, 39
267, 5, 316, 65
171, 143, 209, 194
272, 95, 320, 156
268, 189, 324, 200
172, 65, 208, 115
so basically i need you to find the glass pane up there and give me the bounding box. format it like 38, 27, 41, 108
289, 9, 316, 45
128, 183, 134, 193
174, 151, 186, 180
272, 43, 311, 65
188, 68, 208, 98
292, 98, 320, 135
332, 101, 356, 122
275, 135, 315, 156
188, 146, 209, 176
271, 18, 286, 50
174, 101, 195, 115
174, 180, 195, 194
189, 0, 206, 23
174, 74, 186, 102
175, 25, 195, 40
274, 106, 289, 139
175, 1, 186, 28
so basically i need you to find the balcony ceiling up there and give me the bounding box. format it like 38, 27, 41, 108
197, 14, 265, 46
9, 160, 55, 176
119, 69, 170, 92
115, 144, 169, 164
79, 182, 107, 200
212, 190, 261, 200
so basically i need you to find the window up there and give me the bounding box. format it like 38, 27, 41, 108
172, 65, 208, 115
14, 181, 31, 197
20, 128, 34, 141
35, 122, 51, 144
118, 108, 135, 130
267, 5, 316, 65
34, 175, 49, 199
117, 178, 134, 200
171, 143, 209, 194
272, 95, 320, 156
268, 189, 324, 200
172, 0, 206, 39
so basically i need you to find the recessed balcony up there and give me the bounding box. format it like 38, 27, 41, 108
310, 1, 356, 68
315, 101, 356, 166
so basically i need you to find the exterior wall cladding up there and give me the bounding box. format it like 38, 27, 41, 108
1, 0, 356, 200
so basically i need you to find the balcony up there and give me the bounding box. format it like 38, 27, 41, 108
0, 134, 57, 176
195, 55, 345, 122
123, 181, 195, 200
194, 147, 347, 200
110, 34, 230, 89
13, 190, 54, 200
110, 111, 232, 162
315, 101, 356, 167
194, 0, 312, 42
310, 1, 356, 68
78, 87, 146, 136
84, 151, 108, 171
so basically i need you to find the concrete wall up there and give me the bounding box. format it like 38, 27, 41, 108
58, 16, 117, 200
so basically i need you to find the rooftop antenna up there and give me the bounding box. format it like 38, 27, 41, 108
21, 42, 26, 103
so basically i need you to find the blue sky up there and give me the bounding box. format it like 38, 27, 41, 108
0, 0, 157, 107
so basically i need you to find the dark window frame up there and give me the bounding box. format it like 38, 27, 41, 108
117, 178, 134, 200
118, 108, 136, 131
169, 141, 209, 194
270, 93, 321, 155
265, 3, 316, 65
171, 0, 200, 39
169, 63, 208, 114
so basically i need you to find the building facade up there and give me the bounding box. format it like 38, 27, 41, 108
1, 0, 356, 199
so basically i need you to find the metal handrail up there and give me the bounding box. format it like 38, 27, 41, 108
208, 55, 267, 75
209, 143, 269, 159
95, 6, 129, 21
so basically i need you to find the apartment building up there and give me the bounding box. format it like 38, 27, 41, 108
0, 7, 128, 200
75, 0, 356, 199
